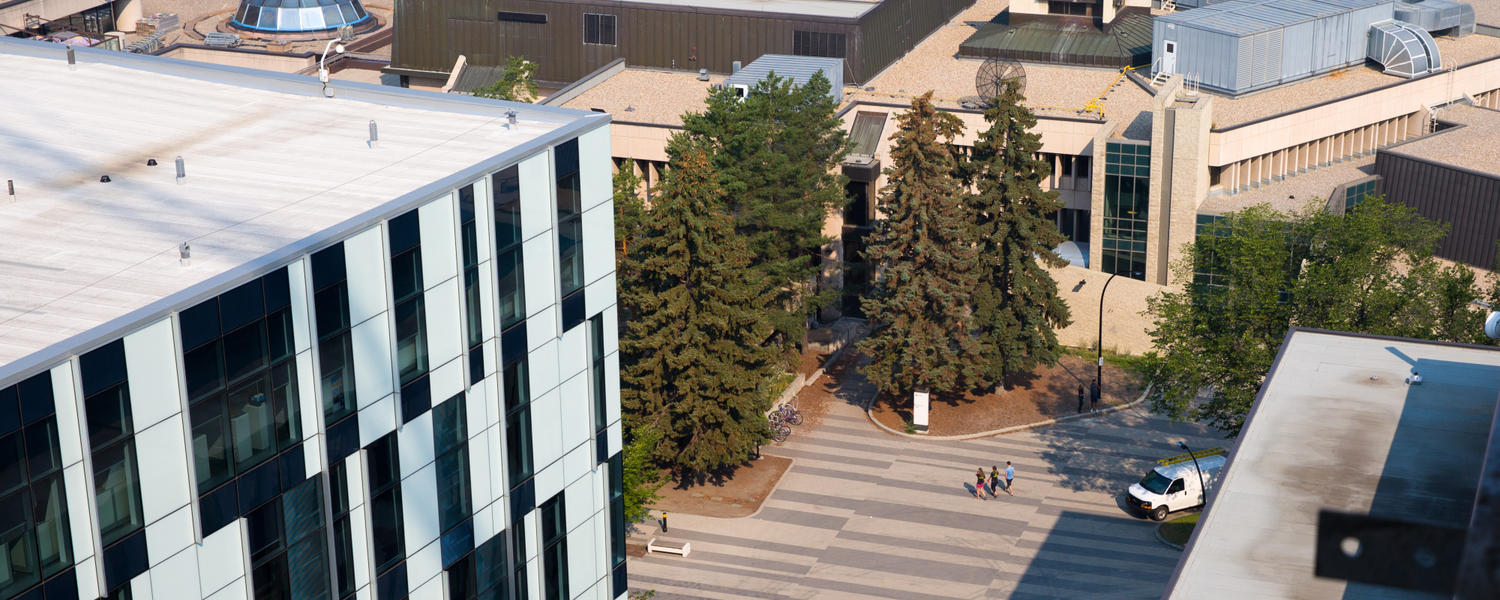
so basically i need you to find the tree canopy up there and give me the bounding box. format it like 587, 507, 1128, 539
471, 56, 539, 102
858, 92, 983, 397
617, 140, 779, 475
1146, 196, 1496, 435
967, 79, 1072, 389
671, 71, 851, 350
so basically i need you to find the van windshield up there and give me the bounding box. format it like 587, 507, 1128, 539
1140, 470, 1172, 494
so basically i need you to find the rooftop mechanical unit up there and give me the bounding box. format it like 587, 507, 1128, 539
1394, 0, 1476, 36
1153, 0, 1396, 96
1368, 20, 1442, 77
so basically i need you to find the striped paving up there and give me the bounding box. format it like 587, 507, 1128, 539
629, 396, 1221, 599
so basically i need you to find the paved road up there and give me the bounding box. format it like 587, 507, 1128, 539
628, 390, 1222, 599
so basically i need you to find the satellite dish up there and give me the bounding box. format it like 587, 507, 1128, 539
1485, 311, 1500, 340
976, 57, 1026, 103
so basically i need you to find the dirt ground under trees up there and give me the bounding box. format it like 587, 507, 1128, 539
869, 354, 1146, 436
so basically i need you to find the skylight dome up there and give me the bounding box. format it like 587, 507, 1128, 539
230, 0, 371, 34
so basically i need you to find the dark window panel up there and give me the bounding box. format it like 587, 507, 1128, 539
244, 497, 283, 562
93, 440, 143, 545
394, 297, 429, 387
612, 563, 627, 599
266, 308, 294, 363
227, 376, 276, 472
222, 323, 268, 384
281, 475, 322, 546
436, 448, 470, 534
320, 334, 357, 424
31, 474, 71, 577
278, 445, 306, 492
184, 341, 226, 401
0, 488, 40, 597
432, 395, 466, 456
314, 285, 351, 340
557, 218, 584, 298
595, 430, 608, 465
496, 249, 526, 330
496, 11, 546, 23
560, 290, 585, 332
505, 407, 532, 485
389, 211, 421, 256
468, 349, 484, 388
16, 373, 54, 425
391, 250, 424, 302
509, 478, 534, 517
311, 244, 347, 291
250, 550, 289, 600
493, 167, 522, 250
325, 416, 360, 463
500, 322, 528, 370
189, 395, 231, 491
439, 518, 474, 569
399, 376, 431, 424
43, 566, 78, 600
0, 386, 18, 438
24, 418, 62, 481
464, 269, 483, 349
447, 552, 476, 600
271, 362, 299, 449
200, 481, 239, 536
100, 530, 147, 593
332, 515, 357, 598
80, 340, 127, 399
367, 434, 400, 493
370, 489, 405, 573
263, 267, 292, 312
219, 278, 266, 333
179, 301, 221, 352
236, 458, 280, 515
286, 529, 330, 600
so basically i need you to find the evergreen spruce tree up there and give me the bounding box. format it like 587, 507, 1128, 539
858, 92, 983, 398
671, 71, 850, 351
618, 140, 779, 477
612, 158, 646, 262
968, 80, 1072, 389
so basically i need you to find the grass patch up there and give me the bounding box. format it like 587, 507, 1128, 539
1158, 513, 1200, 547
1062, 346, 1152, 380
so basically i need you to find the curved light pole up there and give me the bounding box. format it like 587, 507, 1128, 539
1177, 441, 1207, 507
319, 39, 346, 97
1097, 270, 1141, 395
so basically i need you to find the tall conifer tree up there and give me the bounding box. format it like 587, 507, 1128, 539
858, 93, 982, 398
672, 71, 850, 350
969, 80, 1072, 388
618, 140, 779, 476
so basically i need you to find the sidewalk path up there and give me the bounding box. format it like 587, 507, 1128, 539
628, 357, 1221, 599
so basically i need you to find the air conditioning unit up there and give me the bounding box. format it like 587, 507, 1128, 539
732, 83, 750, 101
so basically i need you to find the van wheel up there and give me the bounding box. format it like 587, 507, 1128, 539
1150, 506, 1169, 521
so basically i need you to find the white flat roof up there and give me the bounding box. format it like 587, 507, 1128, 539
1167, 329, 1500, 599
619, 0, 879, 19
0, 38, 601, 379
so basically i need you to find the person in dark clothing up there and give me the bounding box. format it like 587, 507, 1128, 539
1077, 385, 1086, 413
1089, 379, 1102, 413
989, 466, 1002, 498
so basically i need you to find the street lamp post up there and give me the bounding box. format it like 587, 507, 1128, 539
1177, 441, 1208, 507
1097, 272, 1120, 392
1097, 270, 1141, 396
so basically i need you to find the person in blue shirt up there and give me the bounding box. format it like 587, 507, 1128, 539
1004, 461, 1016, 496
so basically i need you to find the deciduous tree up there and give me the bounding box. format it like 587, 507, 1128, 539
471, 56, 538, 102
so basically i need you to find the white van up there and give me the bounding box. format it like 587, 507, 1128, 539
1127, 448, 1227, 521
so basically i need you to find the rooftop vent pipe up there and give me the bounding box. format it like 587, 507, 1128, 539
175, 156, 186, 184
697, 68, 709, 81
506, 110, 518, 125
7, 180, 14, 202
732, 60, 742, 74
179, 242, 191, 266
368, 120, 379, 148
66, 46, 75, 70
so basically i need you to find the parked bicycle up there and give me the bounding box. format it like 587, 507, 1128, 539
769, 421, 791, 443
774, 402, 803, 426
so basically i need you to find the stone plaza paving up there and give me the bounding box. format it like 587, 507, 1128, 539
628, 397, 1222, 599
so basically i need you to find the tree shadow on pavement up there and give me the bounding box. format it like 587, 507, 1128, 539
1030, 407, 1227, 499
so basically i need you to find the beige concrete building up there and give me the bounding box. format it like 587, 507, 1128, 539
560, 0, 1500, 353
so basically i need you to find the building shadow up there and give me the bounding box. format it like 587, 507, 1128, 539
1011, 509, 1182, 599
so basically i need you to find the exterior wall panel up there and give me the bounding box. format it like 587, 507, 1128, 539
1375, 151, 1500, 268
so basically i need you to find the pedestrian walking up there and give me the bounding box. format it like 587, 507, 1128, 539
975, 468, 987, 501
989, 466, 1001, 498
1089, 379, 1102, 413
1004, 461, 1016, 496
1077, 385, 1086, 413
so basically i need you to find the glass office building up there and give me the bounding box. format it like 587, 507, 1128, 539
0, 37, 624, 600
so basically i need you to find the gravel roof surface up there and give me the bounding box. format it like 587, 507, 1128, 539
562, 68, 724, 126
1210, 33, 1500, 127
1471, 0, 1500, 26
1386, 104, 1500, 176
1198, 155, 1376, 215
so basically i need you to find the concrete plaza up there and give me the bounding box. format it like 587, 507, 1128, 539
628, 395, 1222, 599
